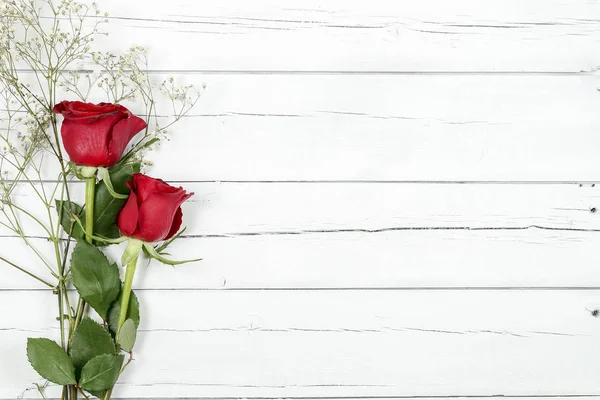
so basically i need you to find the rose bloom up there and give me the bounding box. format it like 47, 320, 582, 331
53, 101, 147, 167
117, 174, 194, 242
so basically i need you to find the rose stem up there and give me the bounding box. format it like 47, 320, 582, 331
117, 255, 138, 333
69, 176, 96, 400
103, 254, 139, 400
84, 176, 96, 245
73, 176, 95, 327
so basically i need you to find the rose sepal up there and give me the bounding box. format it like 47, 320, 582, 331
142, 241, 202, 266
153, 227, 187, 254
98, 167, 129, 199
122, 238, 144, 266
66, 213, 129, 245
70, 163, 98, 180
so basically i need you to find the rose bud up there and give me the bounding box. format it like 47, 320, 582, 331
117, 174, 194, 243
53, 101, 147, 167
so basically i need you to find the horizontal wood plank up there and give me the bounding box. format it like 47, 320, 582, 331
6, 74, 600, 182
5, 0, 600, 398
2, 290, 600, 398
2, 182, 600, 290
3, 182, 600, 236
76, 0, 600, 72
3, 230, 600, 290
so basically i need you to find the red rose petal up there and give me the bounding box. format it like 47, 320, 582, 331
164, 207, 183, 241
54, 101, 145, 167
60, 111, 124, 167
132, 174, 180, 202
107, 115, 148, 166
117, 183, 140, 237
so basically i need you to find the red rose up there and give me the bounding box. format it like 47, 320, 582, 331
117, 174, 194, 242
53, 101, 147, 167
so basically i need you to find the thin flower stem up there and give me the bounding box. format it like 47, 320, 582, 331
0, 256, 55, 289
67, 176, 97, 400
76, 386, 90, 400
103, 255, 139, 400
72, 299, 85, 330
117, 255, 138, 334
102, 387, 113, 400
84, 177, 95, 245
8, 203, 53, 237
72, 176, 96, 330
2, 207, 59, 278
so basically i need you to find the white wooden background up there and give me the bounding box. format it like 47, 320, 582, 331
3, 0, 600, 398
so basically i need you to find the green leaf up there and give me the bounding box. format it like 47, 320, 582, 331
93, 162, 140, 238
70, 318, 116, 373
27, 338, 76, 385
108, 291, 140, 335
71, 240, 121, 319
117, 319, 137, 352
88, 390, 107, 399
79, 354, 124, 391
55, 200, 85, 240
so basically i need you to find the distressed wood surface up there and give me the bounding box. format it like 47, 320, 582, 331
3, 182, 600, 237
2, 290, 600, 399
81, 0, 600, 72
9, 73, 600, 182
2, 183, 600, 290
3, 0, 600, 398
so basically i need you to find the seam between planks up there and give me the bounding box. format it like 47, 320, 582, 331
13, 69, 600, 75
3, 287, 600, 292
4, 180, 599, 185
6, 395, 600, 400
2, 224, 600, 241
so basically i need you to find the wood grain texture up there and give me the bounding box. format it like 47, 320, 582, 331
82, 0, 600, 72
3, 0, 600, 398
8, 73, 600, 182
2, 182, 600, 290
2, 290, 600, 398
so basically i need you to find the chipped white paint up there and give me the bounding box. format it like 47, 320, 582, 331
2, 0, 600, 399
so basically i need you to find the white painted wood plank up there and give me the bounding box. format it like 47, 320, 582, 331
8, 74, 600, 181
3, 228, 600, 290
2, 290, 600, 398
77, 0, 600, 72
2, 182, 599, 237
2, 182, 600, 289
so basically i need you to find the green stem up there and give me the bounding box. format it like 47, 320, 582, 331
102, 388, 113, 400
73, 299, 86, 329
0, 256, 55, 288
117, 255, 138, 334
84, 177, 95, 245
69, 176, 96, 400
57, 267, 67, 400
103, 255, 139, 400
72, 176, 95, 330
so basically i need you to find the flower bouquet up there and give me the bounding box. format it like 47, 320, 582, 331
1, 1, 202, 398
